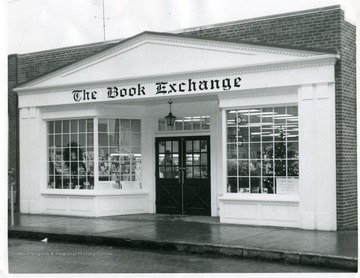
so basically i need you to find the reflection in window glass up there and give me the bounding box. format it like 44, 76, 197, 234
98, 119, 142, 190
226, 106, 299, 194
47, 119, 94, 190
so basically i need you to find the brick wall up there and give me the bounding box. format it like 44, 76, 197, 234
335, 20, 357, 229
8, 6, 357, 229
16, 42, 119, 85
183, 6, 357, 230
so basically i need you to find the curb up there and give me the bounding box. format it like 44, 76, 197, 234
8, 229, 357, 272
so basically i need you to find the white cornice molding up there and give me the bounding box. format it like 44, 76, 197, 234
16, 33, 328, 90
40, 103, 98, 114
15, 54, 338, 96
218, 86, 298, 100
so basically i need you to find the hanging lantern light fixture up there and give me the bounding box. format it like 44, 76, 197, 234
165, 101, 176, 126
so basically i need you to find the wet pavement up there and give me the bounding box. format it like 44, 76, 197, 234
8, 213, 358, 271
8, 239, 347, 273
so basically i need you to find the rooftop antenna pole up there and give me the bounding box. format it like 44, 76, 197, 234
102, 0, 105, 41
94, 0, 110, 41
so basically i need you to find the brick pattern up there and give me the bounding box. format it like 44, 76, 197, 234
335, 21, 357, 229
16, 43, 119, 85
183, 8, 357, 230
8, 7, 357, 229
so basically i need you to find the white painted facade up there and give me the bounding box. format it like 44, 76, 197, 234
15, 32, 338, 230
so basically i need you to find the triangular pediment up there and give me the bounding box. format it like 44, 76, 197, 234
15, 31, 331, 91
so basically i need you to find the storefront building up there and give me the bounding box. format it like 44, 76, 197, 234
9, 6, 357, 231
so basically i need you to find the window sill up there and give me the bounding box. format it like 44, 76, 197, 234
219, 193, 299, 203
41, 189, 148, 197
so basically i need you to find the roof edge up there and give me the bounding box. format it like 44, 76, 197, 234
14, 30, 338, 89
14, 54, 339, 94
173, 5, 342, 33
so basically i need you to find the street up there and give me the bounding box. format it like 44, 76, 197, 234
8, 239, 348, 273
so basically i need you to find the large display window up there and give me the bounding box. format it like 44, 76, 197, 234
47, 118, 142, 190
226, 106, 299, 194
47, 119, 95, 189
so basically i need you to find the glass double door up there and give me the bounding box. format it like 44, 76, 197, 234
155, 136, 211, 216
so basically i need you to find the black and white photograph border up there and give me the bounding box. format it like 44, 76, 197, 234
2, 0, 360, 277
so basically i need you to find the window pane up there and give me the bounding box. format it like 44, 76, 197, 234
132, 133, 141, 147
201, 116, 210, 129
251, 178, 261, 193
131, 120, 141, 132
99, 133, 108, 146
175, 119, 183, 130
200, 140, 208, 152
48, 122, 54, 134
227, 178, 237, 193
193, 140, 200, 152
250, 143, 261, 159
79, 120, 86, 132
193, 117, 201, 130
238, 143, 248, 159
250, 160, 261, 176
227, 160, 237, 176
55, 121, 62, 133
238, 160, 249, 176
200, 153, 208, 165
71, 120, 78, 133
63, 121, 70, 133
239, 178, 249, 193
120, 119, 131, 132
238, 127, 248, 142
184, 118, 191, 130
158, 119, 166, 131
173, 141, 179, 153
87, 119, 94, 132
227, 127, 237, 143
287, 142, 299, 159
186, 141, 192, 152
287, 160, 299, 176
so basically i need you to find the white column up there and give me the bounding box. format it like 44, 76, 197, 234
298, 83, 336, 230
143, 115, 155, 213
19, 107, 43, 214
210, 112, 219, 216
221, 109, 227, 197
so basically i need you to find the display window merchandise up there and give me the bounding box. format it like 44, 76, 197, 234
226, 106, 299, 195
9, 6, 356, 231
47, 119, 95, 190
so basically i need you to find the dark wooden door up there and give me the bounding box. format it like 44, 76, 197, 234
155, 136, 210, 216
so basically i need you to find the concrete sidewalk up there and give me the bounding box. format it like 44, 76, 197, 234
8, 213, 358, 271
